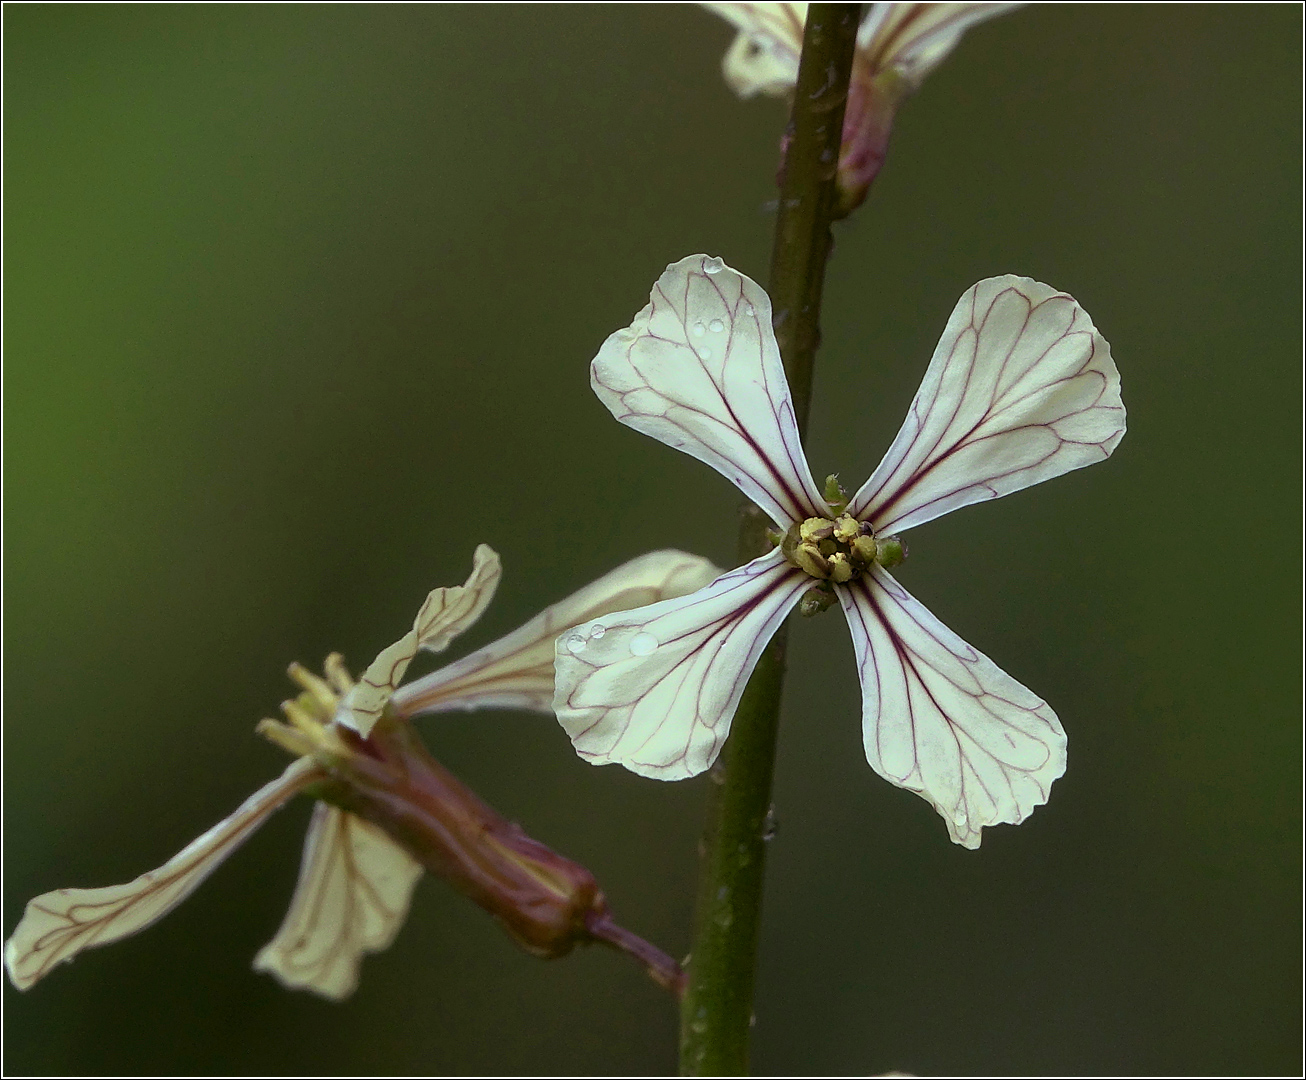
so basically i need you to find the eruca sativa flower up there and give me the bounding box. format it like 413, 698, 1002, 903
703, 2, 1023, 213
554, 254, 1124, 848
5, 548, 717, 997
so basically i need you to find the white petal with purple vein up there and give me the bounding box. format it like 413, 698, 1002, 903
255, 803, 423, 1001
554, 549, 808, 780
591, 255, 828, 529
857, 3, 1024, 90
4, 758, 318, 990
838, 565, 1065, 848
702, 2, 807, 98
339, 545, 502, 736
850, 275, 1125, 535
393, 549, 720, 719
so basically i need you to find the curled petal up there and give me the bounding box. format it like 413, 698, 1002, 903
339, 545, 502, 736
4, 758, 319, 990
592, 255, 827, 528
857, 3, 1024, 91
392, 550, 721, 719
850, 276, 1125, 534
254, 803, 423, 1001
554, 549, 808, 780
702, 2, 807, 98
839, 566, 1065, 848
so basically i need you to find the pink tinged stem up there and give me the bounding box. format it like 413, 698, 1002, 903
777, 58, 902, 221
585, 911, 687, 998
316, 719, 684, 994
834, 63, 903, 217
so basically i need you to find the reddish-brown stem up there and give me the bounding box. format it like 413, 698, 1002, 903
310, 717, 683, 992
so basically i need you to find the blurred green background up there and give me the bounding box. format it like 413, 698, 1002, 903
5, 5, 1299, 1075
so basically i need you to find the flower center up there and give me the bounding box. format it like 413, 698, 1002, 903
781, 514, 873, 583
779, 514, 907, 584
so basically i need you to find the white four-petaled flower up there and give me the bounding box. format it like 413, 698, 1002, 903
553, 255, 1125, 848
703, 2, 1021, 101
4, 548, 718, 996
702, 3, 1023, 211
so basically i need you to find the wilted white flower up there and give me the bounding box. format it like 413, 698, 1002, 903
5, 548, 718, 997
554, 255, 1124, 848
702, 2, 1023, 212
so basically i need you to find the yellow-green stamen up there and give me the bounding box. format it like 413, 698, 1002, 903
781, 513, 907, 583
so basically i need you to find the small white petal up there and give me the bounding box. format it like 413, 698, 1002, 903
850, 276, 1125, 535
554, 549, 808, 780
839, 566, 1065, 849
339, 545, 502, 736
857, 3, 1024, 91
702, 2, 807, 98
3, 758, 318, 990
592, 255, 827, 528
409, 544, 503, 655
254, 803, 423, 1001
392, 549, 720, 718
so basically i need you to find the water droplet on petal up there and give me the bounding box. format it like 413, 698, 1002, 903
566, 634, 586, 654
698, 347, 712, 360
953, 808, 968, 825
708, 319, 724, 333
589, 623, 605, 639
702, 256, 724, 274
629, 632, 658, 656
692, 321, 706, 337
744, 303, 755, 315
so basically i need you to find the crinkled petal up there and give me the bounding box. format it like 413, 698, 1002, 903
3, 758, 319, 990
554, 548, 808, 780
850, 276, 1125, 534
592, 254, 827, 528
702, 2, 808, 98
392, 550, 721, 718
839, 566, 1065, 849
339, 545, 502, 736
254, 803, 423, 1001
857, 3, 1023, 91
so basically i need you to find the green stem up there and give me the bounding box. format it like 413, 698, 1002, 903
679, 7, 860, 1076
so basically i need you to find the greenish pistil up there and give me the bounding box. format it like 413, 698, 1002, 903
775, 512, 906, 617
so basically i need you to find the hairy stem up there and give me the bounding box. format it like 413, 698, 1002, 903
679, 6, 860, 1075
